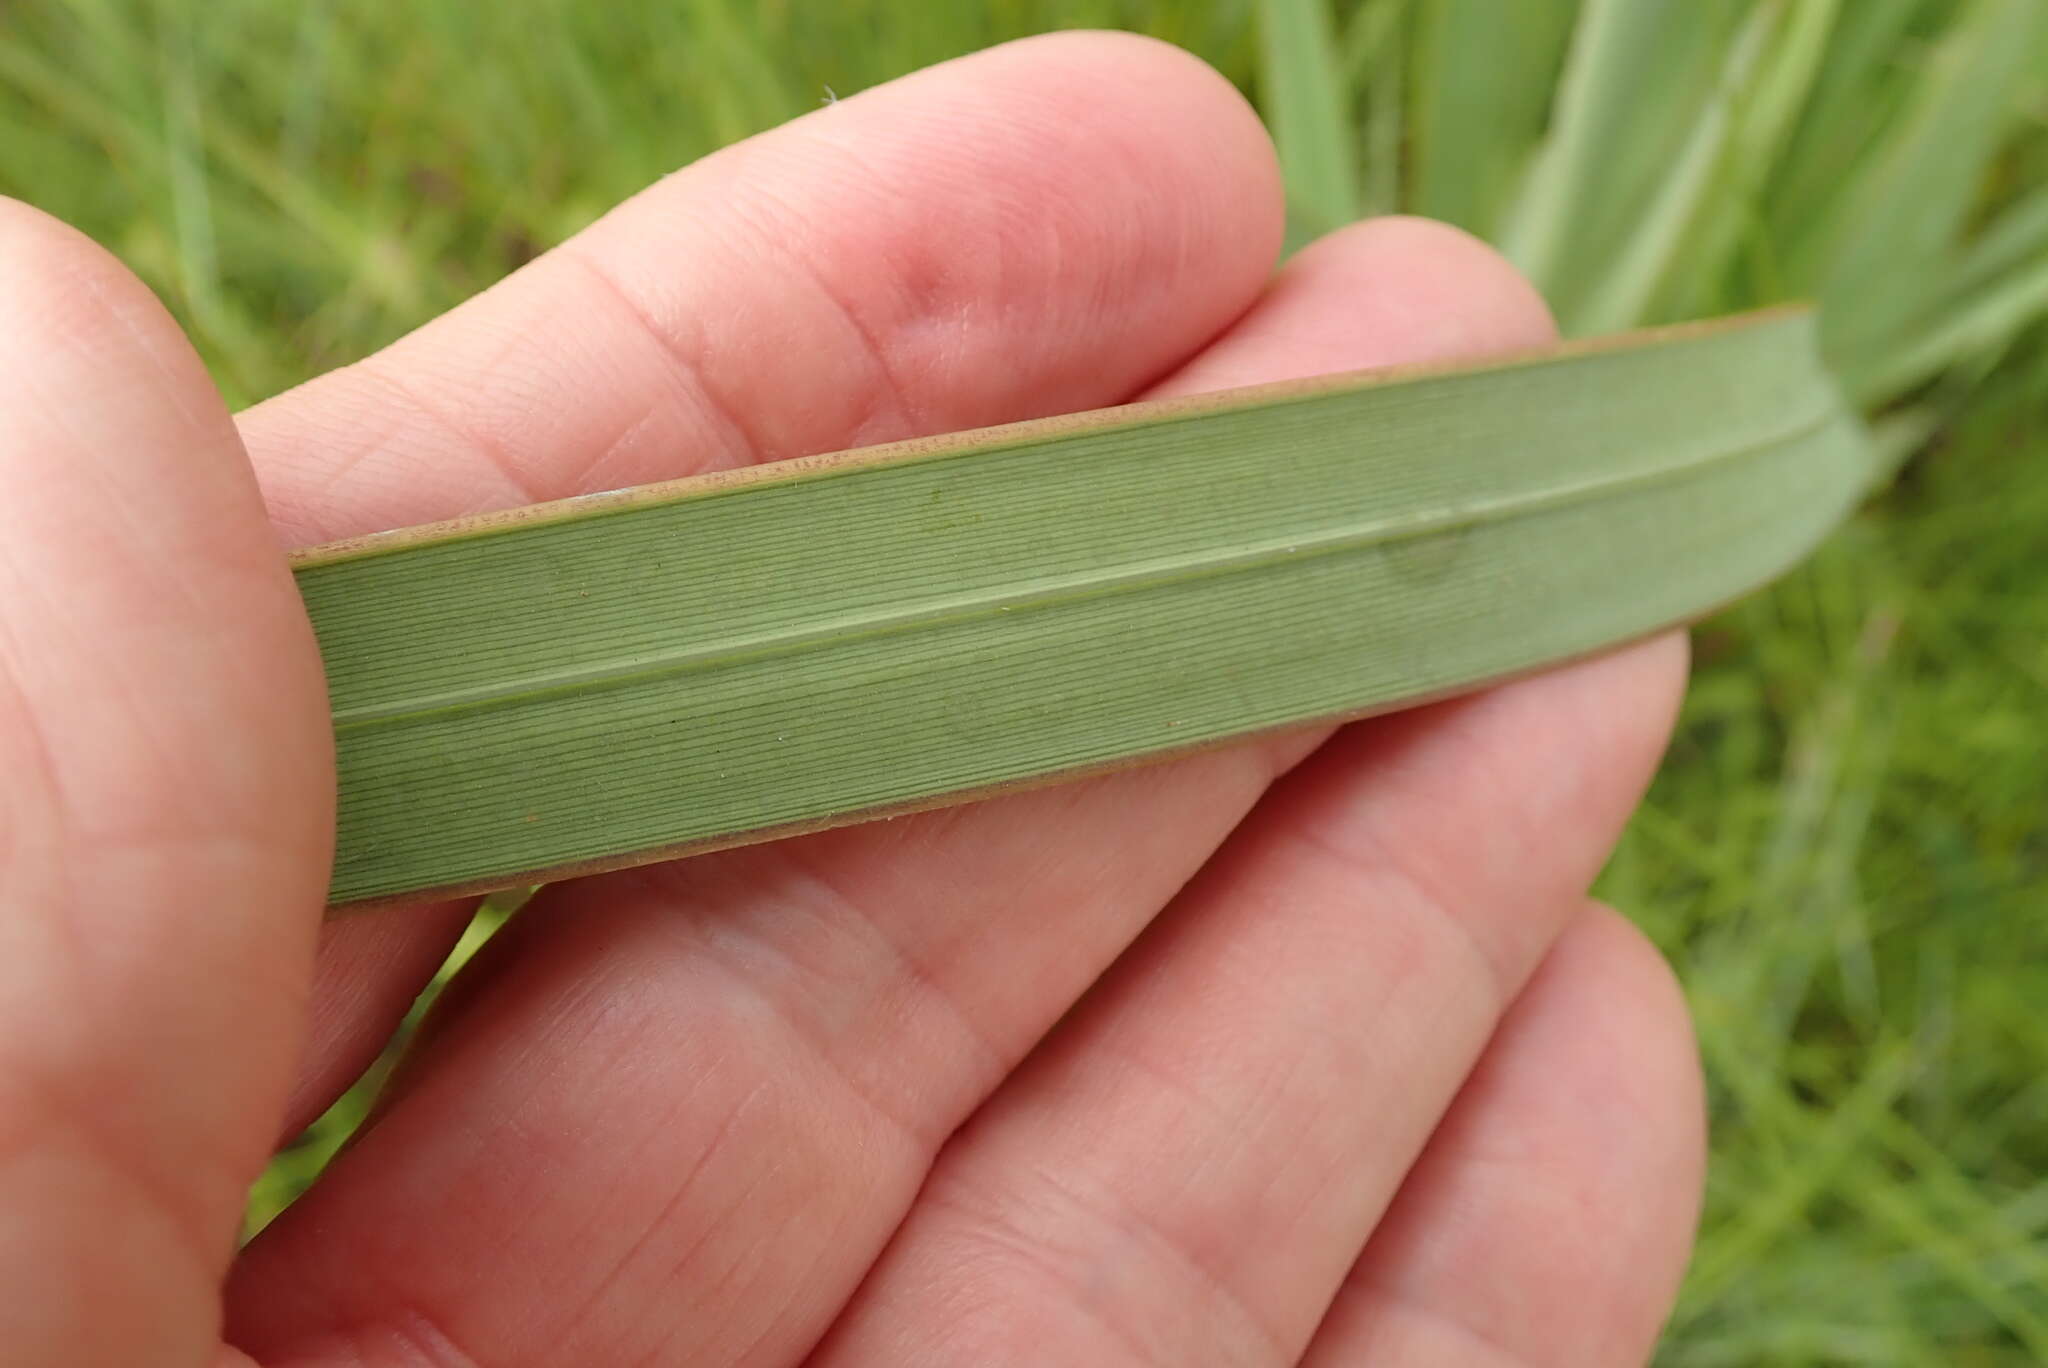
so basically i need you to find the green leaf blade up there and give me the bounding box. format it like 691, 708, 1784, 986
1405, 0, 1575, 240
299, 309, 1869, 909
1255, 0, 1361, 238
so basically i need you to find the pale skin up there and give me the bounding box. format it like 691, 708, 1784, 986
0, 32, 1705, 1368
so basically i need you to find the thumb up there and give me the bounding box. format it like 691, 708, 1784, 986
0, 200, 333, 1365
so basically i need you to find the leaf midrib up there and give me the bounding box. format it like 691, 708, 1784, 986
332, 399, 1841, 731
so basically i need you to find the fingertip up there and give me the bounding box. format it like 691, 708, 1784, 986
1143, 214, 1557, 399
1559, 903, 1707, 1186
1303, 900, 1706, 1367
0, 197, 190, 378
1624, 628, 1694, 741
989, 27, 1263, 104
1540, 902, 1708, 1324
948, 30, 1289, 332
920, 29, 1288, 318
1285, 215, 1557, 355
0, 193, 105, 268
1559, 630, 1693, 779
970, 29, 1283, 214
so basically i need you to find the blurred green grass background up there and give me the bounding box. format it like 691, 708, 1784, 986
4, 0, 2044, 1361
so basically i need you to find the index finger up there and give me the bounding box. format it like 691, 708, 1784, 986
254, 30, 1286, 1137
242, 30, 1284, 546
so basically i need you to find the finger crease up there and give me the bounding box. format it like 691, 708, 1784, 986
554, 248, 764, 475
776, 841, 1013, 1079
333, 1294, 483, 1368
1331, 1276, 1544, 1368
361, 361, 549, 508
738, 194, 923, 445
553, 1074, 775, 1353
631, 852, 1008, 1147
1280, 812, 1522, 1015
0, 1063, 224, 1283
933, 1162, 1295, 1367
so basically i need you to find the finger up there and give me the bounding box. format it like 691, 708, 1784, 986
253, 28, 1289, 1133
224, 219, 1556, 1368
807, 640, 1685, 1366
1303, 905, 1705, 1367
0, 201, 332, 1365
244, 29, 1285, 545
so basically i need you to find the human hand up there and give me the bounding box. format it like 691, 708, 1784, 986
1, 33, 1703, 1368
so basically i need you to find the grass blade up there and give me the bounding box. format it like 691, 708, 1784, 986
1256, 0, 1361, 239
1648, 0, 1843, 324
1857, 251, 2048, 404
1342, 0, 1406, 218
1763, 0, 1922, 247
1573, 0, 1782, 334
1946, 186, 2048, 304
1796, 0, 2045, 382
1405, 0, 1575, 239
296, 309, 1869, 909
1498, 0, 1745, 319
1852, 184, 2048, 401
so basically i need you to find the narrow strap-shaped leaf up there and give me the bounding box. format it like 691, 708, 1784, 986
1255, 0, 1361, 239
297, 308, 1869, 910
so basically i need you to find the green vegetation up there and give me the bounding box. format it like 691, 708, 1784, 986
303, 311, 1864, 908
3, 0, 2043, 1360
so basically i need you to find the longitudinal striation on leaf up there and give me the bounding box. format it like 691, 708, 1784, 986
297, 309, 1870, 909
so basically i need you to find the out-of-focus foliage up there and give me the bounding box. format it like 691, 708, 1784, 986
4, 1, 2043, 1360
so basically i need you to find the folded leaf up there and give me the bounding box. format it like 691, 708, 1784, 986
298, 307, 1869, 910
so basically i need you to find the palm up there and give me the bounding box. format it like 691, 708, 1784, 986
1, 34, 1701, 1368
